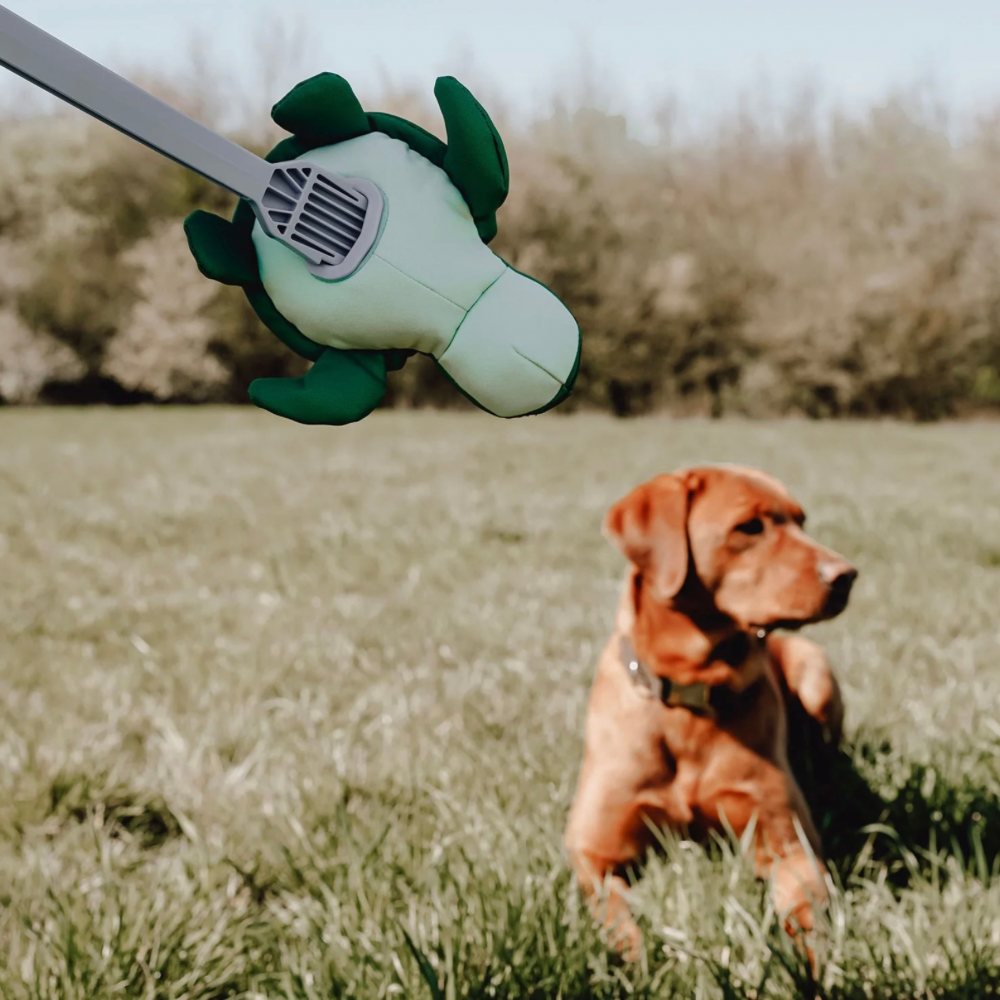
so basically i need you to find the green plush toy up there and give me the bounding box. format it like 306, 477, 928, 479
183, 73, 582, 426
0, 11, 580, 426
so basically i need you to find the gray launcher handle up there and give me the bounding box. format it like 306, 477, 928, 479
0, 3, 272, 200
0, 4, 385, 277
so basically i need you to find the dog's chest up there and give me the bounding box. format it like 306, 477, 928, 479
650, 671, 785, 813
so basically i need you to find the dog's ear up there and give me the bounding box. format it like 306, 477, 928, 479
603, 473, 697, 599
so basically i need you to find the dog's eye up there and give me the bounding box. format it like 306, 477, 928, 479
734, 517, 765, 536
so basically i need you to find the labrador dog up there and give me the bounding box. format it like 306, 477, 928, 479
564, 464, 856, 960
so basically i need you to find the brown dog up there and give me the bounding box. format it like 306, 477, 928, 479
564, 464, 856, 960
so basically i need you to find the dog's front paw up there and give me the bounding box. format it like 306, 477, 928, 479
771, 634, 845, 745
607, 914, 644, 963
804, 668, 844, 746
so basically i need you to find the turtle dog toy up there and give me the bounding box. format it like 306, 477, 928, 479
0, 5, 581, 425
186, 74, 582, 425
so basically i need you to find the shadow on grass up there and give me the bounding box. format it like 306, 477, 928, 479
45, 770, 185, 850
786, 704, 1000, 884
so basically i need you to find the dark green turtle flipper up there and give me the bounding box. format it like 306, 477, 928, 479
382, 348, 416, 372
271, 73, 371, 146
474, 215, 497, 243
184, 210, 260, 286
434, 76, 509, 242
248, 347, 387, 426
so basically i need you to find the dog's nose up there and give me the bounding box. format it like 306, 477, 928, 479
819, 562, 858, 594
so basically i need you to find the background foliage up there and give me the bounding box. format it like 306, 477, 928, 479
2, 61, 1000, 420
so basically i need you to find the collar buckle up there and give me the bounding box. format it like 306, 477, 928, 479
664, 680, 710, 711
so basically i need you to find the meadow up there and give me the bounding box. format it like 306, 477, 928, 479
0, 408, 998, 999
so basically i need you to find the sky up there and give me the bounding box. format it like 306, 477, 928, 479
5, 0, 1000, 132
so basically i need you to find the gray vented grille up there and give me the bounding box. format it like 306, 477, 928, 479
262, 165, 367, 265
256, 164, 384, 280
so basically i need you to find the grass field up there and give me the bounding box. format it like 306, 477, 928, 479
0, 408, 999, 999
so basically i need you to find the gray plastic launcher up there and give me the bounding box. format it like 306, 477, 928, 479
0, 4, 384, 279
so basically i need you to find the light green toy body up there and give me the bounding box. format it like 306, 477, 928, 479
184, 73, 581, 425
252, 131, 579, 418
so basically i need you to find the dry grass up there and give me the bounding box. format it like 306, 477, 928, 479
0, 408, 998, 998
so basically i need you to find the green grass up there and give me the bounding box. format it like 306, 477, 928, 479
0, 408, 998, 999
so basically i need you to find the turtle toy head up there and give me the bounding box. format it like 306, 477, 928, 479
184, 73, 582, 426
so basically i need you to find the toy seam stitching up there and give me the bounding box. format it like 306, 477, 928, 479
436, 265, 508, 360
373, 252, 470, 314
511, 345, 562, 386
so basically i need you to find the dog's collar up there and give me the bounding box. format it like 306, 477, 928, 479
619, 630, 766, 717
